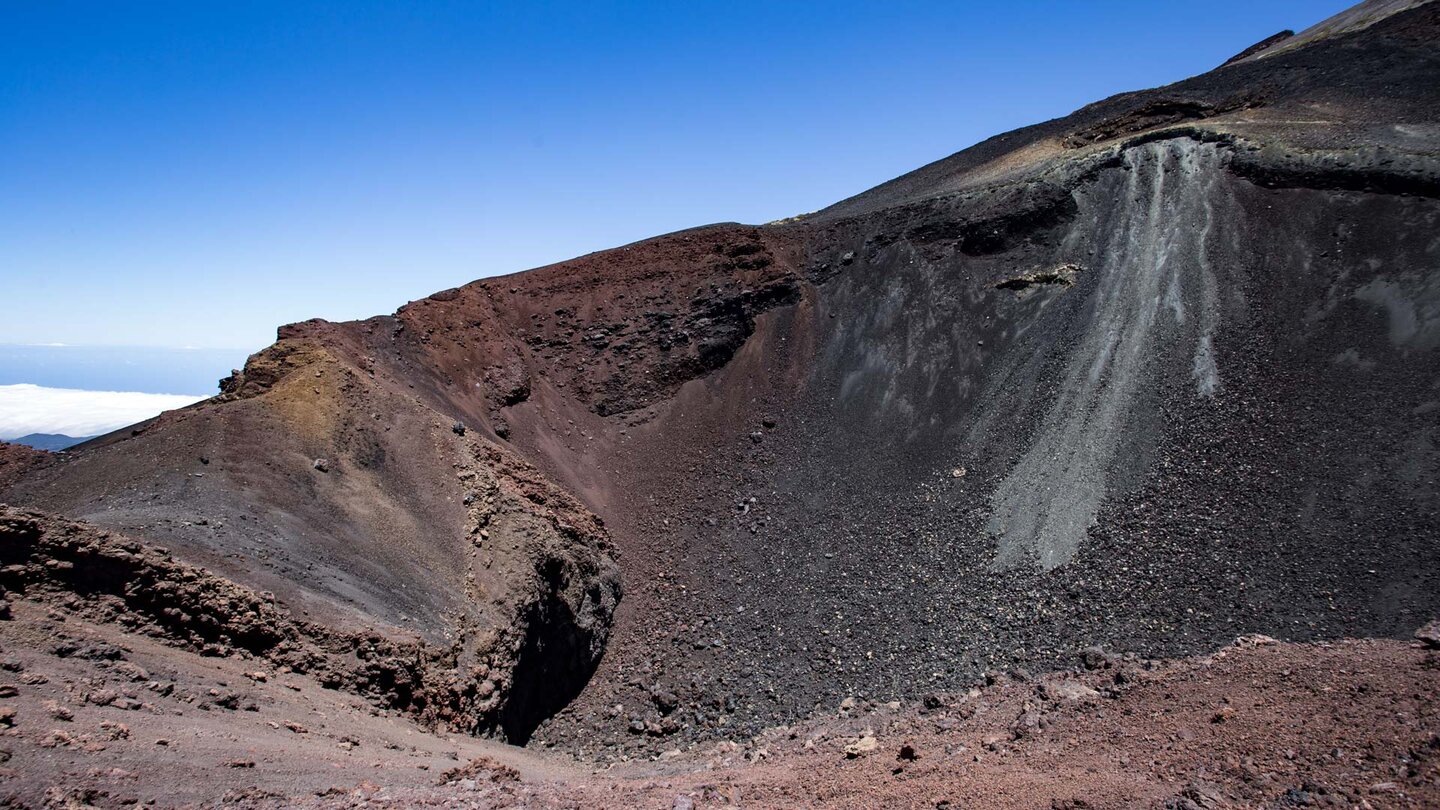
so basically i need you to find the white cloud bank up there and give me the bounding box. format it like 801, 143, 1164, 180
0, 384, 207, 440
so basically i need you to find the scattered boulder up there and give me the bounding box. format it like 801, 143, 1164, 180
43, 700, 72, 721
1415, 620, 1440, 649
84, 689, 119, 707
1040, 679, 1101, 702
844, 734, 879, 758
110, 662, 150, 682
1012, 710, 1041, 740
651, 688, 679, 715
995, 263, 1081, 293
99, 721, 130, 741
1080, 646, 1114, 670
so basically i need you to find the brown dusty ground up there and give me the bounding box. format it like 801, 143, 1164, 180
262, 634, 1440, 809
0, 446, 47, 494
1, 588, 1435, 809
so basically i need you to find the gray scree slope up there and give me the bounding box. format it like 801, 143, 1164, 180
989, 139, 1228, 569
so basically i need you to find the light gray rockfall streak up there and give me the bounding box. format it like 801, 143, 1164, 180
988, 138, 1226, 569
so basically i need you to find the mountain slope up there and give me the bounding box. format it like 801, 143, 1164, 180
4, 0, 1439, 763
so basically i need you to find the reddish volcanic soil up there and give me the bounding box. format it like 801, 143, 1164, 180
0, 445, 47, 493
2, 586, 1436, 808
498, 636, 1440, 810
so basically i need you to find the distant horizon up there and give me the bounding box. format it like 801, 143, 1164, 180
0, 343, 227, 439
1, 341, 252, 351
0, 382, 207, 441
0, 344, 249, 397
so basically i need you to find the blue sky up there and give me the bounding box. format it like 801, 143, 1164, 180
3, 1, 1352, 356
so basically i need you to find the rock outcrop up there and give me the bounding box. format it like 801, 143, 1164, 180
0, 442, 48, 492
0, 488, 617, 742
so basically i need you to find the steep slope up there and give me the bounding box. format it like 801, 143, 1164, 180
4, 340, 621, 744
4, 0, 1440, 762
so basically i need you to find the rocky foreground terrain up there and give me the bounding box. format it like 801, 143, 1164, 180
0, 517, 1436, 808
4, 0, 1440, 806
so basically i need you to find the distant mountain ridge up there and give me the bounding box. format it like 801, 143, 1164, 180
8, 433, 92, 451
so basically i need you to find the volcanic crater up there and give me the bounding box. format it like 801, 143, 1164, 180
3, 1, 1440, 806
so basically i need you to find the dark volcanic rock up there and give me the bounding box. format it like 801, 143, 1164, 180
3, 0, 1440, 762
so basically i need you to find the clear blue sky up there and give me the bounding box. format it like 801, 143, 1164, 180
2, 1, 1352, 354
